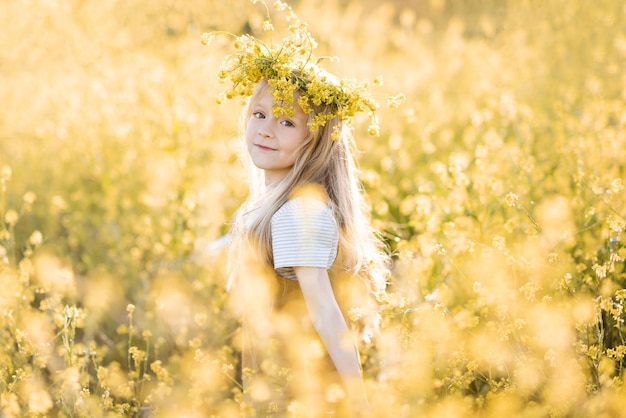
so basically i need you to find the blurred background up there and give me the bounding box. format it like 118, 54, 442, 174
1, 0, 626, 416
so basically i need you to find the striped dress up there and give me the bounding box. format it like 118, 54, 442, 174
271, 197, 339, 279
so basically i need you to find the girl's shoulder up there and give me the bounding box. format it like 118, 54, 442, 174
275, 194, 328, 210
271, 196, 339, 278
276, 183, 331, 214
272, 196, 335, 225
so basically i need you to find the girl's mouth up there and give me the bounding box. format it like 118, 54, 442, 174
255, 144, 277, 151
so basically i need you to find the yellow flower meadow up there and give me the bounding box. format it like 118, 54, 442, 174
2, 0, 626, 416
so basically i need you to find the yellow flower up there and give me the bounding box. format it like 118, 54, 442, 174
200, 32, 214, 45
129, 346, 145, 363
273, 0, 288, 11
387, 92, 406, 109
4, 209, 18, 226
504, 192, 518, 207
28, 389, 53, 414
262, 20, 274, 32
0, 165, 11, 182
23, 191, 37, 205
492, 235, 506, 251
28, 230, 43, 246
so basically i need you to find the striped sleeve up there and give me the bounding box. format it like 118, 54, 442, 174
271, 197, 339, 271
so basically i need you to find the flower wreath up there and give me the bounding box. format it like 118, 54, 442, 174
201, 0, 404, 140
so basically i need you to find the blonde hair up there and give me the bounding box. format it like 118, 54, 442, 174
231, 79, 389, 298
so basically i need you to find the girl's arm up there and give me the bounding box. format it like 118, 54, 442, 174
294, 266, 370, 411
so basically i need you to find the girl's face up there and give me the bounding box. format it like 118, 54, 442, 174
246, 88, 310, 185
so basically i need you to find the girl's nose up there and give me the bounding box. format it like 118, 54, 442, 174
258, 123, 273, 138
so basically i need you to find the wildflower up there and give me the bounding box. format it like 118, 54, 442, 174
387, 92, 406, 109
262, 20, 274, 31
182, 194, 196, 212
547, 252, 558, 263
347, 307, 363, 322
610, 178, 624, 194
0, 165, 11, 181
51, 195, 67, 211
492, 235, 506, 251
473, 281, 482, 293
504, 192, 518, 207
424, 289, 439, 303
64, 305, 80, 321
126, 304, 135, 314
592, 263, 607, 280
368, 124, 380, 137
325, 383, 346, 402
607, 346, 626, 361
466, 360, 479, 372
609, 217, 625, 233
4, 209, 18, 226
150, 360, 171, 383
129, 346, 145, 363
189, 338, 202, 349
194, 312, 208, 327
273, 0, 288, 11
28, 389, 53, 414
29, 230, 43, 246
200, 32, 215, 45
23, 191, 37, 205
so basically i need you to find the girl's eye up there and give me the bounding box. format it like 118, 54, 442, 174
281, 119, 295, 127
252, 111, 265, 119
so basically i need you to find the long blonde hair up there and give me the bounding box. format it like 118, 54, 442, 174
230, 79, 389, 298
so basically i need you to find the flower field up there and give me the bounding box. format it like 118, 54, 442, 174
1, 0, 626, 416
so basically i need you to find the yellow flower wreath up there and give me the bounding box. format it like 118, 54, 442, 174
202, 0, 404, 140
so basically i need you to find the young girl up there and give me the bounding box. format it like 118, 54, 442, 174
203, 3, 401, 415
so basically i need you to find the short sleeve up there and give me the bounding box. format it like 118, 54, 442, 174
271, 197, 339, 274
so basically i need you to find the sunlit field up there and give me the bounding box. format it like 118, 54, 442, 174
2, 0, 626, 416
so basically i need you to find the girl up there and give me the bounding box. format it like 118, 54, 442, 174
204, 3, 401, 415
230, 79, 386, 416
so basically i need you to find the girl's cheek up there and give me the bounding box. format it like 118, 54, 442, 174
246, 122, 258, 135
